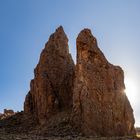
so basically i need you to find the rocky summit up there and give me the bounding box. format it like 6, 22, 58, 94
71, 29, 135, 136
0, 26, 136, 139
25, 27, 135, 136
24, 26, 75, 124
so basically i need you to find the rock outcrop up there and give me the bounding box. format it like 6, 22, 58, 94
24, 26, 75, 124
0, 109, 15, 120
23, 26, 135, 137
71, 29, 135, 136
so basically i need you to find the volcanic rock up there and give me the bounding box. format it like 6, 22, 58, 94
23, 26, 135, 137
24, 26, 75, 124
71, 29, 135, 136
4, 109, 14, 115
0, 109, 15, 120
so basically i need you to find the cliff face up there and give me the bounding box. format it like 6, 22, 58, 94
24, 26, 75, 124
24, 27, 135, 136
71, 29, 135, 136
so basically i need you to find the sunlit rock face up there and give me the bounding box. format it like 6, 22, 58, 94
71, 29, 135, 136
24, 26, 75, 124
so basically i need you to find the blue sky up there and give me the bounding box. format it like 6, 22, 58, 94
0, 0, 140, 126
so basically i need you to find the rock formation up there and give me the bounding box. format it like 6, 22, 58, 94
24, 26, 75, 124
71, 29, 135, 136
24, 26, 135, 137
0, 109, 15, 120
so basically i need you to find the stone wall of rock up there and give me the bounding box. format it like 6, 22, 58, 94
71, 29, 135, 136
24, 26, 75, 124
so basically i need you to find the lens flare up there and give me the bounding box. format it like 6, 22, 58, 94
124, 77, 138, 107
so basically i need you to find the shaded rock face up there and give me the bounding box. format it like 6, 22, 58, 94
24, 26, 75, 124
71, 29, 135, 136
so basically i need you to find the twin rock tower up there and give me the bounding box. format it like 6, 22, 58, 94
24, 26, 135, 136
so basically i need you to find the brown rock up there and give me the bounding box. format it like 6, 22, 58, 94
0, 109, 15, 120
24, 26, 75, 124
71, 29, 135, 136
4, 109, 14, 115
23, 27, 135, 137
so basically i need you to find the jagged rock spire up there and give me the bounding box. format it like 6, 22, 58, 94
72, 29, 135, 136
24, 27, 135, 136
24, 26, 75, 124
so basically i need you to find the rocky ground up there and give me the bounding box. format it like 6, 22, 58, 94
0, 112, 139, 140
0, 133, 139, 140
0, 114, 139, 140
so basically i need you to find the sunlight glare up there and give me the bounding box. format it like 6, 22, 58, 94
124, 78, 138, 107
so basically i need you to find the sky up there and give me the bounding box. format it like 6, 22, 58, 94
0, 0, 140, 126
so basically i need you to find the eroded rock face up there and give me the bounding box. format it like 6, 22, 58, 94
24, 26, 75, 124
24, 27, 135, 137
71, 29, 135, 136
0, 109, 15, 120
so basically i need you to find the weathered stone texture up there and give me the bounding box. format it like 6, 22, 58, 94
71, 29, 135, 136
24, 27, 135, 137
0, 109, 15, 120
24, 26, 75, 124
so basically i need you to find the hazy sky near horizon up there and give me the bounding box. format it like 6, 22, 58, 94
0, 0, 140, 126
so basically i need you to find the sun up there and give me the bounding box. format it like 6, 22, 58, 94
124, 77, 138, 106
